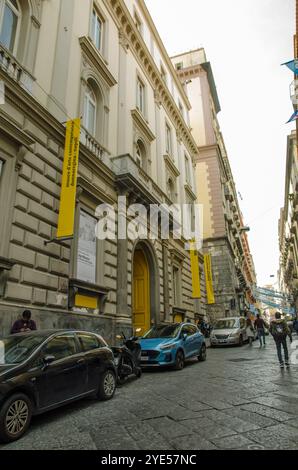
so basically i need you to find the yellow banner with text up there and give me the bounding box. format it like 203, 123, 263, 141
57, 119, 81, 239
190, 242, 201, 299
204, 253, 215, 304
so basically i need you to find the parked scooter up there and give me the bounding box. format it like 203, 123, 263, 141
112, 329, 142, 384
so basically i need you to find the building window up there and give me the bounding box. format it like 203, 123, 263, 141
185, 154, 190, 185
175, 62, 183, 70
91, 8, 103, 51
165, 123, 172, 156
167, 177, 176, 202
0, 0, 20, 53
83, 83, 97, 136
136, 139, 147, 170
136, 77, 145, 115
172, 266, 181, 306
160, 64, 167, 85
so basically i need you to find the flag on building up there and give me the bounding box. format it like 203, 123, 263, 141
286, 110, 298, 123
281, 59, 298, 74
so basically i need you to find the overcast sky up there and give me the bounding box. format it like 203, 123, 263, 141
145, 0, 295, 288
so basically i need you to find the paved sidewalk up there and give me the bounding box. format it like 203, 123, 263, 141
2, 335, 298, 450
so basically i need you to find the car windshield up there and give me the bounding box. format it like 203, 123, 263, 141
143, 325, 180, 339
0, 335, 46, 365
213, 319, 239, 329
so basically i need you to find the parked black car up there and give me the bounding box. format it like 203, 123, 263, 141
0, 330, 117, 443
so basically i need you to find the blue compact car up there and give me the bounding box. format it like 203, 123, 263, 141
139, 323, 206, 370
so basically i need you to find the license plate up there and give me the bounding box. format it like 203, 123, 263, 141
219, 340, 227, 343
141, 356, 149, 361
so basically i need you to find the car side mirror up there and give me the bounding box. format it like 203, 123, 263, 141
42, 355, 55, 370
182, 333, 187, 341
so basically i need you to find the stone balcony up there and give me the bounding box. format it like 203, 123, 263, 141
0, 44, 35, 94
80, 126, 111, 168
112, 154, 170, 205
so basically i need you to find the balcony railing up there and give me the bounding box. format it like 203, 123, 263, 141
80, 126, 110, 167
112, 154, 168, 205
0, 44, 35, 94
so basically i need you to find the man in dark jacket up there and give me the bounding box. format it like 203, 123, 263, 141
254, 313, 267, 347
11, 310, 37, 334
269, 312, 291, 368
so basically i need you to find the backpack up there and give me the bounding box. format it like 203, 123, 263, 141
272, 321, 287, 339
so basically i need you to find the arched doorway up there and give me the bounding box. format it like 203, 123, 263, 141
133, 250, 150, 336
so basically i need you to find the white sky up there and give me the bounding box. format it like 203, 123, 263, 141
145, 0, 296, 287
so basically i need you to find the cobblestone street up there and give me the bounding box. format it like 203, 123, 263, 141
2, 336, 298, 451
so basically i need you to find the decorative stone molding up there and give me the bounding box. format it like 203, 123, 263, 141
79, 36, 117, 88
15, 145, 27, 172
0, 110, 35, 147
169, 247, 185, 263
106, 0, 198, 160
164, 154, 180, 178
131, 109, 155, 143
119, 28, 130, 51
184, 183, 197, 202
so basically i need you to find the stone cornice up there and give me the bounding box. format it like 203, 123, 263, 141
79, 36, 117, 88
106, 0, 198, 159
0, 110, 35, 147
163, 154, 180, 178
184, 183, 197, 202
77, 176, 116, 205
131, 108, 155, 142
137, 0, 191, 110
0, 70, 115, 186
0, 257, 15, 271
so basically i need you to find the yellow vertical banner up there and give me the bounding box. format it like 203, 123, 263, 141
190, 241, 201, 298
204, 253, 215, 304
57, 119, 81, 239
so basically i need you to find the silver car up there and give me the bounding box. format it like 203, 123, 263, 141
210, 317, 247, 346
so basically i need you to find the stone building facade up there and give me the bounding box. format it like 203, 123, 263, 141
171, 48, 256, 321
278, 130, 298, 312
0, 0, 206, 339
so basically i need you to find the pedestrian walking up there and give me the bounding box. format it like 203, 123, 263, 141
269, 312, 292, 368
246, 318, 254, 346
254, 313, 267, 347
11, 310, 37, 334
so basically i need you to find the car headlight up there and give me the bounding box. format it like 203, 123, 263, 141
229, 332, 239, 338
160, 343, 175, 350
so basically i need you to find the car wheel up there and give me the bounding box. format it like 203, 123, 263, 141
97, 369, 116, 400
0, 393, 32, 443
198, 344, 207, 362
174, 350, 185, 370
135, 368, 142, 378
238, 335, 243, 347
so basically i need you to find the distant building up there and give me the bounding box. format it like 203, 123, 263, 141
171, 48, 256, 320
278, 130, 298, 313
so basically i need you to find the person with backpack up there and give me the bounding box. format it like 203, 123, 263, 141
269, 312, 292, 368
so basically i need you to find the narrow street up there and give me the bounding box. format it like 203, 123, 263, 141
2, 337, 298, 451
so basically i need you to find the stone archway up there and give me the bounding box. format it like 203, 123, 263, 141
132, 240, 160, 335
